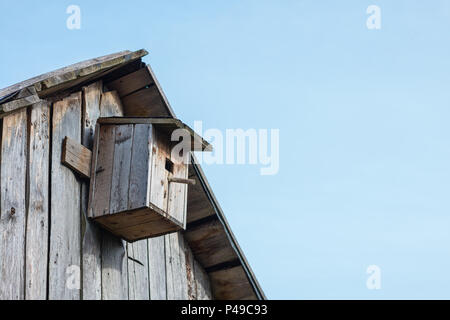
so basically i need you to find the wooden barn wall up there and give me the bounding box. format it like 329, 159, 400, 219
0, 82, 212, 300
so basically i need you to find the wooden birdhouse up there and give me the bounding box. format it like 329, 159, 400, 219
87, 117, 211, 242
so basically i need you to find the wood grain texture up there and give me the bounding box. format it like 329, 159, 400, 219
128, 124, 152, 210
62, 136, 92, 178
165, 232, 189, 300
149, 127, 169, 211
25, 102, 50, 300
121, 87, 167, 117
209, 266, 257, 300
167, 155, 188, 227
97, 89, 128, 300
110, 124, 133, 214
49, 92, 82, 300
127, 240, 149, 300
184, 219, 239, 269
0, 110, 27, 300
81, 81, 102, 300
89, 125, 115, 218
99, 91, 123, 116
106, 68, 153, 97
101, 233, 128, 300
148, 235, 166, 300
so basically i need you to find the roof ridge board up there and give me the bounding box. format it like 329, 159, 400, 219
0, 49, 147, 100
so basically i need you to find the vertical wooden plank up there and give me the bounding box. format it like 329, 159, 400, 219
148, 235, 166, 300
165, 232, 189, 300
0, 110, 27, 300
128, 124, 152, 210
98, 91, 128, 300
89, 92, 124, 218
148, 128, 169, 210
185, 241, 196, 300
148, 127, 170, 300
107, 123, 133, 300
90, 125, 115, 218
110, 124, 133, 213
127, 241, 149, 300
101, 234, 128, 300
127, 123, 151, 300
49, 92, 82, 300
81, 81, 102, 300
194, 259, 212, 300
99, 91, 123, 117
167, 158, 188, 227
161, 127, 189, 300
25, 102, 50, 300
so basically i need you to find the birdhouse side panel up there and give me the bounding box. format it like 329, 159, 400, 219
167, 150, 188, 228
88, 124, 116, 218
148, 126, 170, 212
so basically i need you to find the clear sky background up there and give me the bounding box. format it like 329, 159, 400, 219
2, 0, 450, 299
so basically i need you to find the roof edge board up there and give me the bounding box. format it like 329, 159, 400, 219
0, 49, 148, 118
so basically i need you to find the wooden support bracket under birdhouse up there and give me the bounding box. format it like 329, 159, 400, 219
61, 136, 93, 179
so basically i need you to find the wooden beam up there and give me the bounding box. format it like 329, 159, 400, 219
62, 136, 92, 179
49, 92, 82, 300
183, 219, 239, 269
209, 266, 257, 300
106, 68, 153, 97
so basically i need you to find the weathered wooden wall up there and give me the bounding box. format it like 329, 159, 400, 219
0, 81, 212, 300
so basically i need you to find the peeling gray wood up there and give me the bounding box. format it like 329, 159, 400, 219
0, 110, 27, 300
127, 241, 149, 300
49, 92, 82, 300
81, 81, 102, 300
148, 235, 166, 300
25, 102, 50, 300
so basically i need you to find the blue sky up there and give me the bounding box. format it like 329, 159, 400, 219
2, 0, 450, 299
